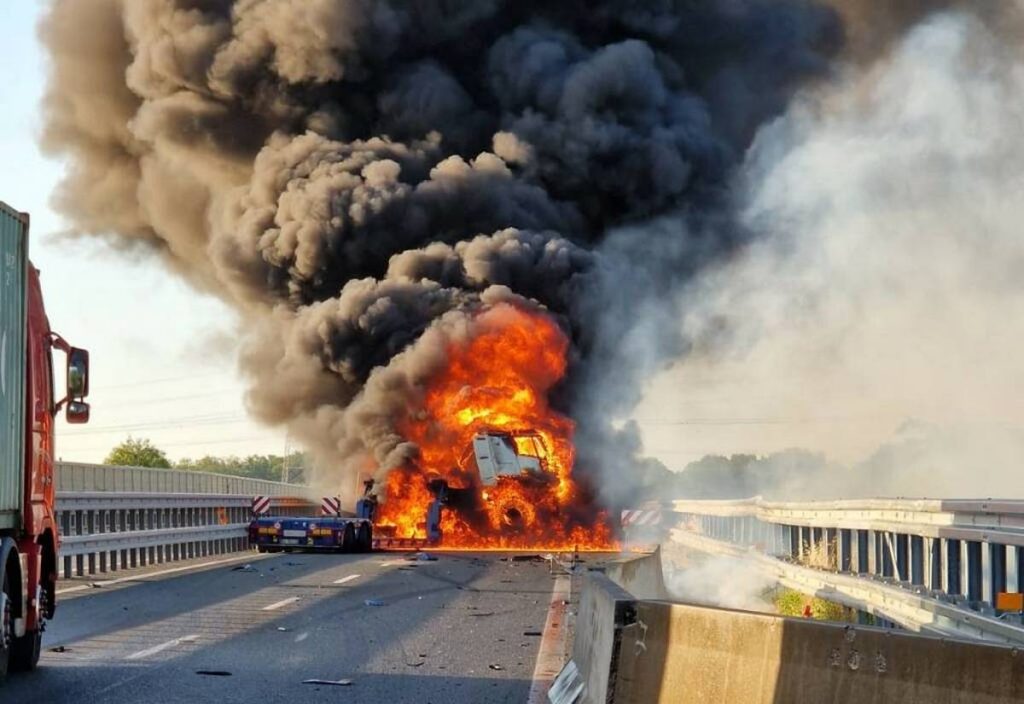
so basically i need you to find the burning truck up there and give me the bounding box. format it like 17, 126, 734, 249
250, 306, 617, 552
383, 429, 561, 543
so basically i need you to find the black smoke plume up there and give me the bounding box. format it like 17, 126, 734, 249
40, 0, 852, 502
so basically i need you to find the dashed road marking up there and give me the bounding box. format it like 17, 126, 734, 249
262, 596, 301, 611
333, 574, 361, 585
126, 634, 199, 661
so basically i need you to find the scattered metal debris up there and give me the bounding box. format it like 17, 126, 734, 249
523, 630, 543, 636
303, 679, 353, 686
195, 670, 232, 677
413, 552, 438, 562
489, 664, 504, 671
277, 627, 289, 632
364, 598, 385, 607
231, 564, 255, 572
49, 646, 68, 653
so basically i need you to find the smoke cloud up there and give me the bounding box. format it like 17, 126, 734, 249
640, 9, 1024, 499
39, 0, 846, 504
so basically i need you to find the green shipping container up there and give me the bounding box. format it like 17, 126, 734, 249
0, 201, 27, 532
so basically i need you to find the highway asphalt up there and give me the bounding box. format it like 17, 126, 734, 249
3, 551, 577, 703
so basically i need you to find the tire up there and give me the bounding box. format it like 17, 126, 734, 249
340, 525, 356, 553
10, 629, 40, 672
356, 523, 372, 553
0, 570, 12, 683
255, 545, 268, 554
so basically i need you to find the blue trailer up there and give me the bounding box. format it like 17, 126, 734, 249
247, 515, 373, 553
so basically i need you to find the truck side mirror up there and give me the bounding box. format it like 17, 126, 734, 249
67, 347, 89, 398
66, 400, 90, 424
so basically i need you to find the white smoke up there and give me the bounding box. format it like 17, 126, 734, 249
639, 12, 1024, 497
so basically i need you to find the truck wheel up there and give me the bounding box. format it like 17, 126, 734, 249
356, 523, 372, 553
341, 525, 356, 553
0, 570, 12, 682
10, 629, 41, 672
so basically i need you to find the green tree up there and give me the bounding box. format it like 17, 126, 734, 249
175, 452, 308, 483
105, 437, 172, 468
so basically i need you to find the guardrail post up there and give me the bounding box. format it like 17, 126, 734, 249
1013, 546, 1024, 593
74, 510, 84, 577
86, 510, 97, 575
880, 533, 894, 578
61, 510, 72, 579
118, 509, 128, 571
856, 530, 869, 573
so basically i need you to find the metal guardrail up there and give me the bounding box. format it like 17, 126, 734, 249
54, 491, 321, 579
668, 496, 1024, 644
670, 529, 1024, 646
55, 493, 254, 579
56, 461, 320, 499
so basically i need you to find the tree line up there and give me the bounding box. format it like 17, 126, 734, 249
103, 437, 308, 484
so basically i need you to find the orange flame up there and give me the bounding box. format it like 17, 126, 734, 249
376, 303, 616, 550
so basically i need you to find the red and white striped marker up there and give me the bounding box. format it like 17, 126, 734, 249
620, 508, 662, 527
252, 495, 271, 515
321, 496, 341, 516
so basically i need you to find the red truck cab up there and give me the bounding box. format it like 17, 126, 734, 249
1, 202, 89, 681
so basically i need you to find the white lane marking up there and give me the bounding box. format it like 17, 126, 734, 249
126, 634, 199, 661
57, 553, 270, 595
378, 559, 407, 566
262, 596, 301, 611
526, 576, 571, 704
333, 574, 361, 585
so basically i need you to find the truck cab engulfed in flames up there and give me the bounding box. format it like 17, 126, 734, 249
465, 431, 553, 486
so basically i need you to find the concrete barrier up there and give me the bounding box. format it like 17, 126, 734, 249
614, 600, 1024, 703
565, 573, 637, 703
604, 548, 669, 600
558, 551, 1024, 703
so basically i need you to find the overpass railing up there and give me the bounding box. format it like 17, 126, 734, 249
56, 461, 320, 498
53, 463, 321, 579
668, 497, 1024, 644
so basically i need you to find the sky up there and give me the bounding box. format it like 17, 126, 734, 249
0, 4, 288, 465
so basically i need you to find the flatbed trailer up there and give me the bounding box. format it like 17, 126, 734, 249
248, 516, 373, 553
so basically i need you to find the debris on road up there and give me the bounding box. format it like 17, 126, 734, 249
276, 627, 289, 632
523, 630, 543, 636
413, 552, 437, 561
49, 646, 69, 653
489, 664, 504, 671
302, 679, 353, 686
231, 564, 255, 572
195, 670, 233, 677
509, 555, 543, 563
364, 598, 385, 607
406, 661, 425, 668
470, 611, 495, 617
